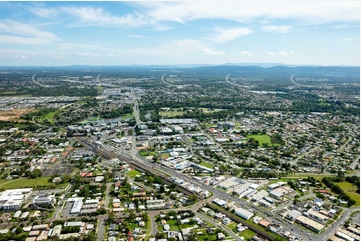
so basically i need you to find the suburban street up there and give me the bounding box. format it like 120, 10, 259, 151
196, 212, 242, 241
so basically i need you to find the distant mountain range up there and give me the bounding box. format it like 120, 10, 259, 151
1, 63, 359, 79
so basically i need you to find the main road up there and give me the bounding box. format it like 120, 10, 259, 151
81, 134, 359, 241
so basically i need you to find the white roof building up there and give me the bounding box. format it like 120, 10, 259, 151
0, 188, 33, 211
85, 199, 99, 204
2, 199, 22, 211
67, 198, 83, 214
13, 210, 21, 218
213, 198, 227, 207
95, 176, 104, 182
64, 221, 85, 227
218, 177, 241, 190
20, 211, 29, 219
287, 210, 302, 220
251, 190, 268, 202
234, 207, 254, 220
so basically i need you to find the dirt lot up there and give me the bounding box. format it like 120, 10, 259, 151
0, 108, 36, 121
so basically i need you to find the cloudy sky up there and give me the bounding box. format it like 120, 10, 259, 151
0, 1, 359, 66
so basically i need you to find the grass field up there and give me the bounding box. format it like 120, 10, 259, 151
200, 162, 214, 169
0, 177, 65, 189
43, 111, 57, 125
126, 170, 142, 178
284, 173, 334, 179
146, 216, 151, 234
246, 134, 272, 146
121, 113, 133, 121
167, 220, 178, 226
239, 229, 256, 240
139, 151, 156, 157
159, 110, 185, 117
197, 232, 217, 241
80, 116, 103, 124
199, 108, 224, 113
338, 182, 360, 206
129, 223, 139, 230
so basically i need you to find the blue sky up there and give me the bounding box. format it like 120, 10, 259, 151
0, 1, 359, 66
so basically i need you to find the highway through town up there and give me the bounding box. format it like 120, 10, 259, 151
79, 128, 359, 241
161, 73, 178, 87
80, 88, 357, 241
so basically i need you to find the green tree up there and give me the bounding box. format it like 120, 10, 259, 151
30, 169, 42, 179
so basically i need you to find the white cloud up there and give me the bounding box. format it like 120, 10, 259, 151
126, 34, 147, 39
28, 6, 59, 18
140, 1, 359, 25
202, 49, 225, 56
263, 25, 293, 33
267, 51, 276, 55
0, 20, 58, 43
0, 35, 56, 45
278, 51, 293, 56
242, 51, 253, 57
10, 55, 27, 59
154, 25, 172, 31
338, 38, 359, 42
60, 6, 150, 28
106, 54, 116, 58
52, 55, 66, 59
73, 52, 98, 57
211, 27, 253, 43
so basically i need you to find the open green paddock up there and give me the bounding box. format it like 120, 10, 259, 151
338, 182, 360, 206
246, 134, 272, 146
121, 113, 133, 121
159, 110, 185, 117
43, 111, 57, 125
284, 173, 335, 179
126, 169, 142, 178
199, 108, 224, 113
139, 151, 156, 157
239, 229, 256, 240
200, 162, 214, 169
0, 177, 67, 190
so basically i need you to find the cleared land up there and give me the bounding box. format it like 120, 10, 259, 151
200, 162, 214, 169
159, 110, 185, 117
121, 113, 133, 121
139, 151, 156, 157
0, 108, 36, 121
199, 108, 224, 113
239, 229, 256, 240
126, 169, 142, 178
43, 111, 57, 125
284, 173, 334, 179
0, 177, 67, 189
338, 182, 360, 206
247, 134, 272, 145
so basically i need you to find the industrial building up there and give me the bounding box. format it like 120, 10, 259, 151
232, 182, 252, 196
258, 199, 272, 208
307, 209, 329, 224
295, 215, 324, 233
234, 207, 254, 220
218, 177, 242, 190
269, 190, 284, 200
213, 198, 227, 207
287, 210, 301, 220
